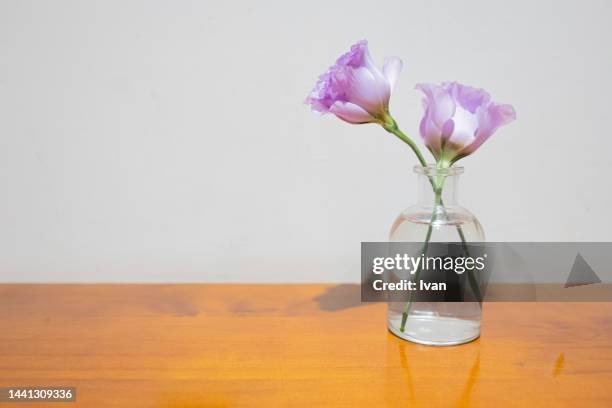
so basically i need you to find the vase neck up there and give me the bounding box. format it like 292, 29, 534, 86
415, 165, 463, 207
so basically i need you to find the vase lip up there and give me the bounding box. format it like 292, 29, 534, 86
413, 164, 464, 176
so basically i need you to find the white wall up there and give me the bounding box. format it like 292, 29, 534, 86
1, 0, 611, 282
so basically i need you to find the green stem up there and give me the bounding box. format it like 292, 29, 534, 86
399, 188, 441, 332
381, 115, 483, 332
384, 118, 448, 198
382, 116, 428, 168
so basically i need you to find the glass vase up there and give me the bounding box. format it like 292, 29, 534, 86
387, 165, 485, 346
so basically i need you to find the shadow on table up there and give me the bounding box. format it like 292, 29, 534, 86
313, 284, 366, 311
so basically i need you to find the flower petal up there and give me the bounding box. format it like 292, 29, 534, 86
444, 82, 490, 113
447, 105, 479, 147
416, 83, 456, 128
336, 39, 369, 68
419, 104, 443, 160
329, 101, 375, 124
441, 118, 455, 142
382, 57, 403, 90
344, 66, 390, 114
461, 103, 516, 156
305, 40, 396, 122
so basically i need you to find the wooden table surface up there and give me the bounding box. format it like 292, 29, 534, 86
1, 284, 611, 407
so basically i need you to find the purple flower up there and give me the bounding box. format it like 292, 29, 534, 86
416, 82, 516, 165
305, 40, 402, 124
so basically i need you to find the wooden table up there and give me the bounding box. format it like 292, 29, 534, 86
1, 284, 611, 407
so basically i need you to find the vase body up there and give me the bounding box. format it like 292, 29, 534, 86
387, 165, 485, 346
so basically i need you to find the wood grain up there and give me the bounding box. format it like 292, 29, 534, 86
1, 284, 611, 407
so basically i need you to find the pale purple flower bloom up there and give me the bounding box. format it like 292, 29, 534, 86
416, 82, 516, 165
305, 40, 402, 124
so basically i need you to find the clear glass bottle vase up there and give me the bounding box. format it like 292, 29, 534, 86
387, 164, 484, 346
